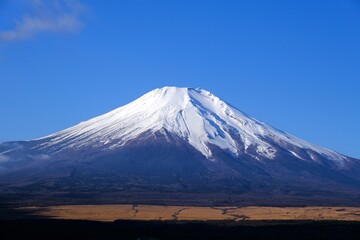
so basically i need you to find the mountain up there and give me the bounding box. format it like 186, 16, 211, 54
1, 86, 360, 206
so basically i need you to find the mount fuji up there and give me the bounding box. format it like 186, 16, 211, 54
1, 87, 359, 206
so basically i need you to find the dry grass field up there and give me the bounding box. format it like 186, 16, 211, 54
19, 205, 360, 222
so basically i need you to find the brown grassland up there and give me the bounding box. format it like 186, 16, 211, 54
20, 205, 360, 222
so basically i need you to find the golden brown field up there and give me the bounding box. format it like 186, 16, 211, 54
19, 205, 360, 222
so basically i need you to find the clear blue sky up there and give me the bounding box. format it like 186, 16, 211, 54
0, 0, 359, 158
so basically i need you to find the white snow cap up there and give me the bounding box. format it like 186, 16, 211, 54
39, 86, 346, 163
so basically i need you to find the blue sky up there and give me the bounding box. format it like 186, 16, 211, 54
0, 0, 359, 158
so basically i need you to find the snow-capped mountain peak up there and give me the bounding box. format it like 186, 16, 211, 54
37, 86, 346, 164
2, 86, 359, 207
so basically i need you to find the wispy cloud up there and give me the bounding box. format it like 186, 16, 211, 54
0, 0, 87, 42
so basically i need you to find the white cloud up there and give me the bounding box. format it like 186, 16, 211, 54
0, 0, 87, 42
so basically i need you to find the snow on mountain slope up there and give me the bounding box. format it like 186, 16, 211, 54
36, 87, 346, 164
